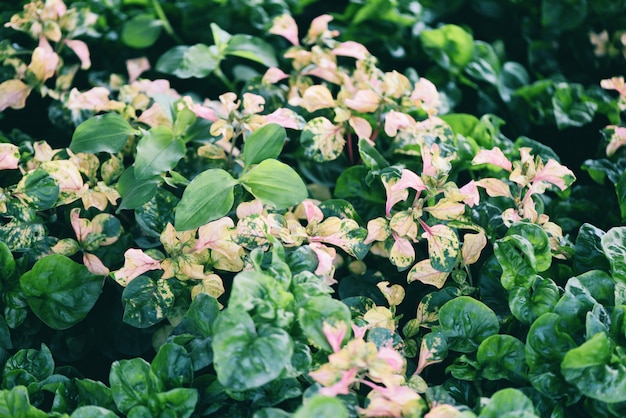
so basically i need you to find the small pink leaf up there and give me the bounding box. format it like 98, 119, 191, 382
348, 116, 372, 140
269, 14, 299, 46
64, 39, 91, 69
126, 57, 150, 82
606, 126, 626, 157
384, 110, 415, 137
531, 159, 576, 191
407, 259, 449, 288
0, 144, 20, 170
112, 249, 162, 286
332, 41, 370, 60
475, 178, 512, 198
344, 89, 380, 113
472, 147, 512, 171
462, 231, 487, 265
0, 79, 31, 111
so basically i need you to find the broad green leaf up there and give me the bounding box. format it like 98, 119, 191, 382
358, 138, 388, 170
4, 344, 53, 382
116, 167, 161, 211
150, 343, 193, 389
0, 386, 47, 418
71, 406, 119, 418
420, 24, 474, 74
121, 14, 162, 49
497, 61, 529, 103
243, 123, 286, 169
617, 170, 626, 222
479, 388, 538, 418
334, 165, 386, 204
602, 226, 626, 282
525, 313, 578, 399
464, 41, 501, 84
541, 0, 588, 30
508, 276, 559, 325
0, 316, 11, 350
110, 358, 163, 413
156, 44, 220, 79
552, 83, 597, 130
0, 241, 16, 279
74, 378, 116, 411
122, 275, 174, 328
240, 159, 308, 210
561, 332, 626, 403
477, 335, 527, 383
210, 22, 231, 48
213, 309, 293, 391
293, 395, 349, 418
19, 255, 102, 330
174, 169, 237, 231
70, 113, 136, 154
422, 223, 459, 272
146, 388, 198, 417
173, 293, 220, 339
298, 296, 351, 352
438, 296, 499, 353
134, 126, 185, 179
225, 34, 278, 67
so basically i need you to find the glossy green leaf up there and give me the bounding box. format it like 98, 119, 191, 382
552, 83, 597, 130
240, 159, 308, 210
334, 165, 386, 204
438, 296, 499, 353
562, 332, 626, 403
14, 168, 59, 210
146, 388, 198, 417
293, 395, 349, 418
116, 167, 161, 211
464, 40, 501, 84
110, 358, 163, 413
134, 126, 185, 179
19, 255, 102, 330
298, 296, 351, 352
174, 169, 237, 231
573, 223, 610, 274
225, 34, 278, 67
541, 0, 588, 30
243, 124, 286, 169
150, 343, 193, 390
0, 241, 15, 280
156, 44, 220, 79
477, 335, 527, 382
3, 344, 53, 382
0, 386, 47, 418
421, 24, 474, 74
602, 226, 626, 282
213, 308, 293, 391
173, 293, 220, 339
70, 113, 136, 154
74, 378, 116, 411
121, 14, 162, 49
617, 170, 626, 222
71, 406, 119, 418
497, 62, 529, 102
508, 276, 559, 324
358, 138, 388, 170
134, 188, 179, 238
122, 275, 174, 328
479, 388, 538, 418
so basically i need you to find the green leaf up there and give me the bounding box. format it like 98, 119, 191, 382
0, 386, 47, 418
298, 296, 352, 352
121, 14, 162, 49
240, 159, 308, 210
3, 344, 53, 382
420, 24, 474, 74
151, 343, 193, 390
134, 189, 179, 238
358, 138, 388, 170
477, 335, 527, 383
617, 170, 626, 222
74, 378, 116, 411
225, 34, 278, 67
19, 255, 102, 330
0, 241, 16, 280
173, 293, 220, 339
146, 388, 198, 417
156, 44, 220, 79
122, 275, 174, 328
14, 168, 59, 210
70, 113, 136, 154
210, 23, 232, 48
213, 309, 293, 391
71, 406, 119, 418
293, 395, 349, 418
508, 276, 559, 324
438, 296, 499, 353
134, 126, 185, 179
174, 169, 237, 231
601, 226, 626, 283
541, 0, 588, 30
552, 83, 597, 130
334, 166, 386, 204
561, 332, 626, 403
110, 358, 163, 414
464, 40, 501, 84
116, 167, 161, 211
422, 223, 459, 273
243, 124, 286, 169
497, 62, 529, 103
479, 388, 538, 418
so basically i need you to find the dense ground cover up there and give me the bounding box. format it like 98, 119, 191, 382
1, 0, 626, 416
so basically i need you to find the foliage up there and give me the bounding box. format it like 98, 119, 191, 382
0, 0, 625, 417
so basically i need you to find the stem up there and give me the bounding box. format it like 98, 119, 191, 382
213, 66, 236, 92
152, 0, 184, 45
347, 131, 355, 165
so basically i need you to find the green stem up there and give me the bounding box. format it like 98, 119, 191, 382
152, 0, 184, 45
213, 65, 236, 92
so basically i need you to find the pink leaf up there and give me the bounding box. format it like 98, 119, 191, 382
264, 108, 306, 130
0, 144, 20, 170
462, 232, 487, 265
389, 235, 415, 270
332, 41, 370, 60
322, 321, 348, 353
300, 85, 335, 112
407, 259, 449, 288
262, 67, 290, 84
343, 89, 380, 113
64, 39, 91, 69
348, 116, 372, 140
606, 126, 626, 157
410, 78, 440, 114
309, 242, 337, 286
28, 37, 59, 82
472, 147, 512, 171
269, 14, 299, 46
475, 178, 512, 198
112, 249, 162, 286
384, 110, 415, 137
0, 79, 31, 111
532, 159, 576, 191
307, 14, 336, 42
126, 57, 150, 82
317, 367, 358, 397
459, 180, 480, 207
83, 253, 109, 275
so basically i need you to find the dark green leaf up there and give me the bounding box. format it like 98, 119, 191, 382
334, 166, 386, 204
618, 171, 626, 223
70, 113, 136, 154
74, 378, 116, 411
477, 335, 527, 382
480, 388, 538, 418
19, 255, 102, 330
134, 126, 185, 179
240, 159, 308, 210
0, 241, 15, 281
3, 344, 53, 382
601, 226, 626, 283
174, 169, 237, 231
508, 276, 559, 324
552, 83, 597, 129
0, 386, 47, 417
14, 169, 59, 210
213, 309, 293, 391
134, 189, 179, 238
243, 124, 286, 169
121, 14, 162, 49
116, 167, 161, 211
438, 296, 499, 353
358, 138, 388, 170
147, 388, 197, 417
541, 0, 588, 30
464, 41, 501, 84
298, 296, 351, 352
110, 358, 163, 413
156, 44, 220, 79
151, 343, 193, 389
497, 62, 529, 102
173, 293, 220, 338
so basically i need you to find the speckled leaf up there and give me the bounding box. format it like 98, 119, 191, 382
407, 259, 449, 288
421, 223, 459, 272
122, 275, 174, 328
300, 117, 345, 162
416, 287, 462, 328
135, 189, 179, 238
416, 331, 448, 374
14, 168, 59, 210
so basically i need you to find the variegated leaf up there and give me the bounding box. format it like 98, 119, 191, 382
407, 259, 448, 288
300, 116, 345, 162
421, 223, 459, 273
